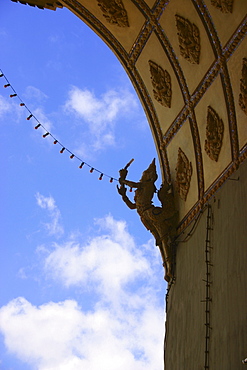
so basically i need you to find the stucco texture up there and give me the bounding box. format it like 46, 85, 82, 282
165, 159, 247, 370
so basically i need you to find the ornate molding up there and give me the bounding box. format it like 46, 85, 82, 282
62, 0, 129, 62
97, 0, 129, 27
155, 27, 190, 103
175, 148, 193, 201
10, 0, 63, 10
189, 112, 204, 199
129, 23, 153, 64
128, 66, 167, 176
239, 57, 247, 116
205, 106, 224, 162
220, 62, 239, 161
149, 60, 172, 108
175, 14, 200, 64
223, 20, 247, 61
210, 0, 234, 13
153, 0, 171, 18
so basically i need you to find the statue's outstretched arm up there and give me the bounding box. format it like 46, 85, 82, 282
118, 160, 139, 189
121, 179, 140, 189
117, 184, 136, 210
122, 195, 137, 210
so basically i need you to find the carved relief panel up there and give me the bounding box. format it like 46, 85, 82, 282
97, 0, 129, 27
204, 106, 224, 162
175, 14, 200, 64
175, 148, 193, 201
239, 58, 247, 116
211, 0, 234, 13
149, 60, 172, 108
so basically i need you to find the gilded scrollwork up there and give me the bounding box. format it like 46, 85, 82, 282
239, 58, 247, 116
149, 60, 172, 108
97, 0, 129, 27
175, 14, 200, 65
175, 148, 193, 201
211, 0, 234, 13
205, 106, 224, 162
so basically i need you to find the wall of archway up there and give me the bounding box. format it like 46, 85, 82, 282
165, 158, 247, 370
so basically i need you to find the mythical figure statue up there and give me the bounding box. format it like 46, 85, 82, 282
117, 159, 178, 282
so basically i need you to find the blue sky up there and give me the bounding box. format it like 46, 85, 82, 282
0, 2, 167, 369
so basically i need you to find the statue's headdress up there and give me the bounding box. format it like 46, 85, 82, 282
140, 158, 158, 182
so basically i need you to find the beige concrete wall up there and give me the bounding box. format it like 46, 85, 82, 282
164, 159, 247, 370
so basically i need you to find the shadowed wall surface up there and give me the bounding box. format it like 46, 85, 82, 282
165, 159, 247, 369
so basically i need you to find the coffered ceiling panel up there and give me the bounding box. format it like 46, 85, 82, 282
195, 74, 232, 192
143, 0, 157, 8
167, 118, 198, 220
204, 0, 247, 47
62, 0, 147, 52
227, 35, 247, 152
159, 0, 216, 94
135, 32, 185, 134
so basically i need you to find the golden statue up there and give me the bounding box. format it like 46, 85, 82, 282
117, 159, 178, 282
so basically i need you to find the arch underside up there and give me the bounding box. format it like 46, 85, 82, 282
13, 0, 247, 232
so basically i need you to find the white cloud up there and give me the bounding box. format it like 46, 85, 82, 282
43, 216, 152, 298
24, 86, 48, 102
0, 93, 27, 124
0, 298, 84, 369
65, 86, 136, 124
21, 87, 52, 135
64, 86, 138, 154
32, 107, 53, 134
0, 94, 11, 117
0, 216, 165, 370
0, 92, 52, 140
36, 193, 64, 237
0, 296, 164, 370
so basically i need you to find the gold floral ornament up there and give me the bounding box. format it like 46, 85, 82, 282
149, 60, 172, 108
211, 0, 234, 13
175, 148, 193, 201
239, 58, 247, 116
175, 14, 200, 65
97, 0, 129, 27
205, 106, 224, 162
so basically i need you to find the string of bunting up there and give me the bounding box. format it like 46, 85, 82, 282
0, 69, 118, 184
